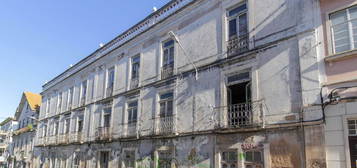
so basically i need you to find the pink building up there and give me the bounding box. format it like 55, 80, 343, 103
320, 0, 357, 168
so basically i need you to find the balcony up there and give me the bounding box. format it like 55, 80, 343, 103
47, 135, 58, 145
215, 102, 263, 129
36, 137, 45, 146
161, 64, 174, 79
106, 86, 113, 97
126, 123, 137, 138
130, 78, 139, 89
155, 116, 174, 135
227, 34, 249, 57
57, 133, 70, 144
70, 132, 84, 143
95, 127, 111, 141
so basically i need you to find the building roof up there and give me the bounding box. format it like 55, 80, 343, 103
23, 92, 41, 111
41, 0, 197, 92
0, 117, 14, 126
14, 92, 42, 120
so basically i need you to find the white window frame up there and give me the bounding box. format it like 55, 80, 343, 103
127, 99, 138, 124
162, 39, 175, 67
330, 5, 357, 54
81, 80, 88, 104
158, 91, 174, 118
130, 54, 141, 80
102, 102, 112, 128
226, 2, 248, 40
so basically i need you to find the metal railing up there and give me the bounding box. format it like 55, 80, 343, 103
227, 34, 249, 57
95, 127, 111, 141
47, 135, 58, 145
57, 133, 70, 144
215, 101, 263, 129
36, 137, 45, 146
70, 132, 84, 143
130, 78, 139, 89
155, 116, 174, 135
161, 64, 174, 79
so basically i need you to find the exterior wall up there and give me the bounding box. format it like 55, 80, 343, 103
35, 0, 326, 167
320, 1, 357, 168
324, 101, 357, 168
320, 0, 357, 85
0, 120, 18, 168
12, 100, 39, 168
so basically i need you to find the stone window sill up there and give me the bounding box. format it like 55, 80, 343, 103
325, 49, 357, 62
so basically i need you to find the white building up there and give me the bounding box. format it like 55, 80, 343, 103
12, 92, 41, 168
35, 0, 327, 167
0, 118, 18, 168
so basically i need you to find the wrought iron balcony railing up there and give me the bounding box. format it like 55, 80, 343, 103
161, 64, 174, 79
130, 78, 139, 89
36, 137, 45, 146
47, 135, 58, 145
227, 34, 249, 57
70, 132, 84, 143
155, 115, 174, 135
57, 133, 70, 144
95, 127, 111, 141
215, 101, 263, 129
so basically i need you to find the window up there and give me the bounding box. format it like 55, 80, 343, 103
161, 40, 175, 79
228, 3, 248, 39
73, 155, 80, 168
159, 92, 173, 117
57, 92, 62, 113
68, 87, 74, 109
348, 119, 357, 168
227, 3, 248, 55
158, 150, 172, 168
77, 115, 84, 132
46, 97, 51, 115
124, 151, 135, 168
131, 55, 140, 80
64, 115, 71, 134
245, 151, 263, 168
221, 151, 237, 168
107, 67, 115, 97
99, 151, 109, 168
226, 72, 252, 127
43, 124, 48, 137
103, 103, 112, 128
54, 119, 59, 135
81, 81, 87, 105
330, 5, 357, 53
162, 40, 175, 67
127, 101, 138, 124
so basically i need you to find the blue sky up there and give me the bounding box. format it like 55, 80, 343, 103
0, 0, 169, 120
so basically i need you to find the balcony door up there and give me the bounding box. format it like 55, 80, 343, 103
226, 72, 251, 127
99, 151, 109, 168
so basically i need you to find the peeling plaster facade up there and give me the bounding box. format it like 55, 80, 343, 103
35, 0, 327, 168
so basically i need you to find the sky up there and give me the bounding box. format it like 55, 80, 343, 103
0, 0, 170, 120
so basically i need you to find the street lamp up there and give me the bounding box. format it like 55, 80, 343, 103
168, 31, 199, 80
